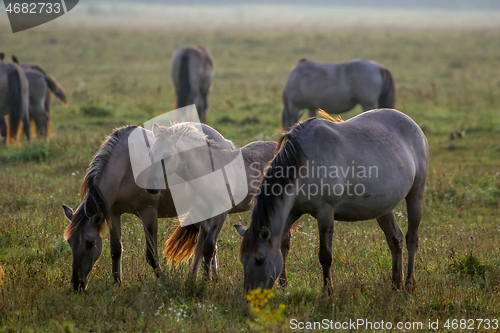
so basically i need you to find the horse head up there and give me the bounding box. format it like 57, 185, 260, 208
62, 200, 104, 292
235, 224, 283, 291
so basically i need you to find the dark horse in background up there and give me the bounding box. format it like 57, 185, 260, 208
0, 53, 30, 144
171, 46, 214, 123
282, 59, 395, 130
18, 61, 67, 138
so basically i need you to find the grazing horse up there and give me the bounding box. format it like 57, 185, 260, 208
282, 59, 395, 130
62, 124, 233, 291
147, 123, 276, 280
0, 60, 30, 144
171, 46, 214, 123
235, 109, 428, 293
19, 64, 67, 138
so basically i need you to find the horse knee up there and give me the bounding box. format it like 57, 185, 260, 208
405, 231, 419, 249
388, 235, 404, 253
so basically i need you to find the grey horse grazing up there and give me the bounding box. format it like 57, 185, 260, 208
171, 46, 214, 123
62, 124, 233, 291
282, 59, 395, 130
20, 64, 67, 138
147, 123, 276, 280
235, 109, 428, 293
0, 60, 30, 144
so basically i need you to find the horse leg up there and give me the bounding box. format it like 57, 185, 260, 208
21, 112, 30, 141
38, 110, 48, 138
376, 211, 404, 289
317, 208, 335, 294
199, 81, 209, 123
189, 220, 209, 280
282, 100, 301, 131
279, 212, 301, 287
0, 115, 6, 143
139, 208, 162, 277
31, 108, 48, 138
405, 184, 424, 292
109, 214, 123, 284
202, 212, 227, 281
191, 91, 205, 123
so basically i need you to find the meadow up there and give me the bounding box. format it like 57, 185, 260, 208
0, 8, 500, 332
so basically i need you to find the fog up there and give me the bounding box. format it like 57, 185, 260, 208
88, 0, 500, 12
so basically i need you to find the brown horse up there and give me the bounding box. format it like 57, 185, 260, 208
0, 57, 30, 144
171, 46, 214, 123
20, 64, 67, 138
62, 124, 233, 291
236, 109, 428, 292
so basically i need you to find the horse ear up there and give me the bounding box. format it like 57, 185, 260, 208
12, 55, 18, 64
0, 52, 4, 61
234, 225, 247, 237
62, 205, 74, 220
259, 226, 271, 242
152, 123, 161, 137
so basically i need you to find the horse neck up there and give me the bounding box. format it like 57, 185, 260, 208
254, 187, 297, 246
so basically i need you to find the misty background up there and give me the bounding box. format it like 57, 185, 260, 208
87, 0, 500, 12
1, 0, 500, 32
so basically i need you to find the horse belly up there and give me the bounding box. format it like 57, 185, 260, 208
315, 85, 357, 114
333, 168, 415, 221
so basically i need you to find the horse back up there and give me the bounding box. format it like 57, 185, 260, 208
293, 110, 428, 219
285, 60, 384, 111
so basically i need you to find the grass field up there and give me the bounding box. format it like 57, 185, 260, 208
0, 5, 500, 332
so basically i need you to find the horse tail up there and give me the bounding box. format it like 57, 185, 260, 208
378, 67, 395, 109
45, 75, 67, 105
7, 66, 23, 143
177, 53, 191, 108
163, 223, 199, 265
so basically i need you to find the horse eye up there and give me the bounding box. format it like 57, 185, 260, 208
86, 240, 96, 248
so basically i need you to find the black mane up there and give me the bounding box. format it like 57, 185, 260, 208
242, 118, 315, 249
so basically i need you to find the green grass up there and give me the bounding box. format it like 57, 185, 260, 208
0, 25, 500, 332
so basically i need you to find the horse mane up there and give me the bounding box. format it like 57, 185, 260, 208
299, 57, 308, 63
64, 125, 137, 240
154, 123, 232, 150
242, 118, 314, 251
